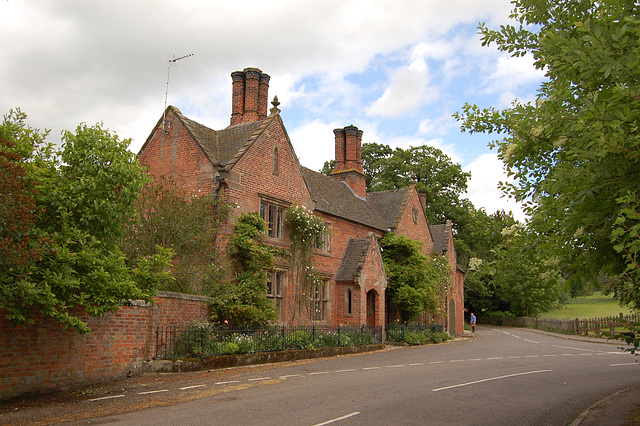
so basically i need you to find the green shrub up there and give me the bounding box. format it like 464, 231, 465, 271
287, 330, 314, 349
222, 342, 239, 354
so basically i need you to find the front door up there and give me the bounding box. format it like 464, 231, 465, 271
366, 290, 376, 327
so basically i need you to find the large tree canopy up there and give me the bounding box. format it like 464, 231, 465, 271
456, 0, 640, 307
0, 110, 171, 332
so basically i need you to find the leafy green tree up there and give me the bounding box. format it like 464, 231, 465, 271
361, 143, 472, 228
465, 226, 564, 317
208, 213, 284, 326
122, 176, 226, 294
0, 110, 45, 276
456, 0, 640, 303
0, 110, 171, 333
380, 233, 450, 322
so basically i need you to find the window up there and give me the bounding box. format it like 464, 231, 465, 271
345, 288, 353, 316
266, 270, 284, 316
314, 223, 329, 251
273, 147, 279, 175
260, 202, 284, 238
312, 281, 329, 322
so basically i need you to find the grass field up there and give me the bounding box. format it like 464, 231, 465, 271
538, 293, 634, 320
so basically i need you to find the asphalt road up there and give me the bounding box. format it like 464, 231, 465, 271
61, 327, 638, 426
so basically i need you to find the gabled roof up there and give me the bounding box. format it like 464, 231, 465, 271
140, 106, 275, 171
367, 188, 412, 230
336, 233, 386, 282
300, 167, 387, 231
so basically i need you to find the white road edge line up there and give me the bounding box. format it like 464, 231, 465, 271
180, 384, 206, 390
312, 411, 360, 426
279, 374, 302, 379
138, 389, 169, 395
431, 370, 553, 392
214, 380, 240, 385
248, 377, 272, 381
611, 363, 638, 367
310, 371, 330, 375
88, 394, 126, 402
362, 367, 381, 370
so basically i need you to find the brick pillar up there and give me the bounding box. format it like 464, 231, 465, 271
258, 73, 271, 120
334, 128, 346, 171
230, 71, 245, 126
331, 126, 367, 198
344, 125, 359, 170
243, 68, 261, 123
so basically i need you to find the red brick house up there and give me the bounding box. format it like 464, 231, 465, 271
138, 67, 465, 334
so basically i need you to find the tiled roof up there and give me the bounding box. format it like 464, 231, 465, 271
429, 224, 448, 255
334, 237, 371, 282
300, 167, 388, 231
367, 188, 410, 229
170, 106, 269, 168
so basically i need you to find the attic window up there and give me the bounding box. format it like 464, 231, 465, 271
273, 147, 279, 175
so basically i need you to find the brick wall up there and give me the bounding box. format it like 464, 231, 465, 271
0, 292, 209, 401
138, 108, 216, 196
392, 189, 435, 256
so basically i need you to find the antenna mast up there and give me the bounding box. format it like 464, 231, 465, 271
163, 53, 194, 132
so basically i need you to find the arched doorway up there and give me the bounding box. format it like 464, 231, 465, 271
366, 290, 376, 327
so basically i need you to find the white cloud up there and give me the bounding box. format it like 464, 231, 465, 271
289, 120, 340, 172
0, 0, 543, 223
418, 112, 458, 137
482, 54, 545, 95
366, 59, 439, 118
463, 153, 526, 221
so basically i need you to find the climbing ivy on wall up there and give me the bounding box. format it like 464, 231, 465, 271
207, 213, 285, 327
286, 205, 326, 323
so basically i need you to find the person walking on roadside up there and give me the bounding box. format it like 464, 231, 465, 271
470, 313, 476, 333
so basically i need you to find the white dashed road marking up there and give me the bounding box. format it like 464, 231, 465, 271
313, 411, 360, 426
138, 389, 169, 395
431, 370, 553, 392
86, 346, 630, 403
88, 395, 126, 402
180, 384, 206, 390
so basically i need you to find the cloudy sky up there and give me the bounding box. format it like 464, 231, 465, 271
1, 0, 545, 221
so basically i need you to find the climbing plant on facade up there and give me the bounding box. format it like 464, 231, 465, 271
208, 212, 284, 327
285, 205, 327, 323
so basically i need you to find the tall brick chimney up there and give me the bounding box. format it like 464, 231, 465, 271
331, 125, 367, 198
229, 68, 271, 126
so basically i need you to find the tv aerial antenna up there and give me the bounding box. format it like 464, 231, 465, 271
163, 53, 194, 132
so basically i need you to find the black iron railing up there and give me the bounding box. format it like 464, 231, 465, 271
155, 324, 384, 359
154, 323, 448, 359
